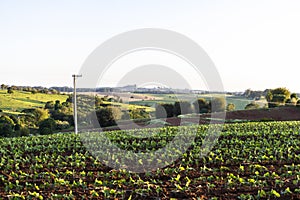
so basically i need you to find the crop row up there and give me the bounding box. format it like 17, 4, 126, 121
0, 121, 300, 199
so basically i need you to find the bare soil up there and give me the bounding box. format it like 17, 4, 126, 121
103, 107, 300, 131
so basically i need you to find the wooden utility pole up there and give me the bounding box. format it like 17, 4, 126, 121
72, 74, 82, 134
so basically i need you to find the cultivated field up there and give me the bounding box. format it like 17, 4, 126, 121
1, 121, 299, 199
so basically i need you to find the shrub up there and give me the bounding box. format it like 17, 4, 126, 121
245, 102, 260, 110
15, 127, 30, 137
18, 115, 36, 128
226, 103, 235, 111
0, 123, 14, 137
129, 108, 150, 119
40, 127, 52, 135
96, 107, 122, 127
39, 118, 56, 135
55, 120, 70, 130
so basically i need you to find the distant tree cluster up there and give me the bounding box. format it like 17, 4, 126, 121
266, 88, 296, 108
243, 89, 267, 100
0, 114, 30, 137
244, 87, 299, 109
40, 97, 74, 133
155, 97, 228, 119
0, 95, 75, 137
0, 84, 60, 94
75, 94, 152, 128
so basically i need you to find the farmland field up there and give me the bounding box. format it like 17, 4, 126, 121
0, 90, 68, 113
129, 93, 267, 111
0, 90, 154, 115
0, 121, 299, 199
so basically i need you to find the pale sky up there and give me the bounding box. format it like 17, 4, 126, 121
1, 0, 300, 92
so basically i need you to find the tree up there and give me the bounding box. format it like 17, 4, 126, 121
17, 127, 30, 137
266, 87, 291, 108
291, 93, 298, 99
11, 85, 18, 90
173, 101, 192, 116
54, 100, 62, 110
7, 87, 13, 94
243, 89, 252, 97
291, 97, 298, 105
0, 115, 15, 125
66, 95, 73, 103
245, 102, 260, 110
297, 100, 300, 107
18, 113, 36, 128
0, 115, 15, 137
265, 90, 273, 102
129, 108, 150, 119
55, 120, 70, 130
1, 84, 7, 90
193, 98, 209, 113
39, 118, 56, 135
272, 88, 291, 98
226, 103, 235, 111
0, 123, 14, 137
272, 94, 286, 104
95, 107, 122, 127
288, 93, 298, 106
32, 108, 50, 123
31, 89, 38, 94
47, 99, 74, 127
41, 88, 49, 94
285, 98, 297, 106
210, 97, 226, 112
45, 101, 54, 109
95, 96, 103, 108
49, 89, 59, 94
243, 89, 263, 100
155, 103, 174, 118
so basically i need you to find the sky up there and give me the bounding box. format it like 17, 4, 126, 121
1, 0, 300, 92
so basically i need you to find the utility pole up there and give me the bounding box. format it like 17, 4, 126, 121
72, 74, 82, 134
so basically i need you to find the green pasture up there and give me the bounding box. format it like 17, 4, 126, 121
0, 90, 68, 112
100, 101, 155, 112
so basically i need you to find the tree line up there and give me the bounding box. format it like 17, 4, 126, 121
1, 84, 60, 94
155, 97, 229, 119
1, 87, 299, 137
